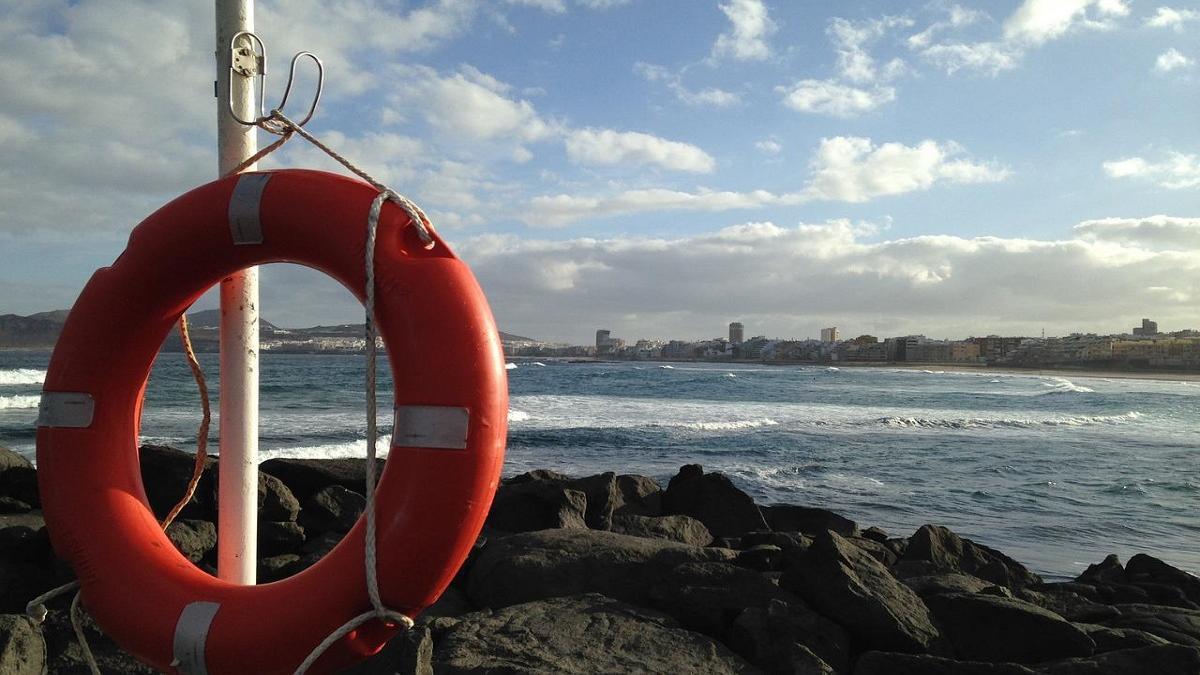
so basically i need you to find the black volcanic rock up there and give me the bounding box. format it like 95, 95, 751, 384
486, 480, 588, 533
138, 445, 216, 521
902, 524, 1042, 589
610, 514, 712, 546
647, 562, 799, 637
762, 504, 859, 538
923, 592, 1094, 663
782, 531, 946, 655
662, 465, 768, 537
728, 598, 850, 674
429, 594, 756, 674
260, 457, 384, 503
466, 529, 735, 609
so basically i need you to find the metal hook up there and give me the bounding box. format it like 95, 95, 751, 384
227, 32, 324, 130
273, 52, 324, 128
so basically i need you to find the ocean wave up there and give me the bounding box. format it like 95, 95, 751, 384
1039, 377, 1095, 394
508, 410, 531, 423
670, 418, 779, 431
260, 434, 394, 461
0, 395, 39, 410
878, 411, 1141, 430
505, 363, 518, 370
0, 369, 45, 386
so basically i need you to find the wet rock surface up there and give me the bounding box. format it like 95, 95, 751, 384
3, 450, 1198, 674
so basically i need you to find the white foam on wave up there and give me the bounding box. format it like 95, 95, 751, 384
0, 395, 39, 410
260, 434, 394, 461
725, 373, 737, 378
532, 362, 546, 367
1039, 377, 1095, 394
508, 410, 531, 422
505, 363, 518, 370
0, 369, 45, 386
825, 367, 840, 372
669, 418, 779, 431
878, 411, 1142, 430
658, 365, 675, 369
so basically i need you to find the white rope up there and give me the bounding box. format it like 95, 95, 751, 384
292, 192, 416, 675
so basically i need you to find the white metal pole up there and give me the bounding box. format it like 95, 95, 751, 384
215, 0, 259, 584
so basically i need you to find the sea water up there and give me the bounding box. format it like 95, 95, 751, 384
2, 350, 1196, 579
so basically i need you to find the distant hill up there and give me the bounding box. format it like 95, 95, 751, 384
0, 310, 68, 348
186, 309, 280, 333
0, 309, 536, 350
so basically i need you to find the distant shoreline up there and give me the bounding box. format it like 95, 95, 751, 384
574, 357, 1200, 383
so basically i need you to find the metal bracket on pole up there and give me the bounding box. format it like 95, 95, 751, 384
227, 31, 325, 130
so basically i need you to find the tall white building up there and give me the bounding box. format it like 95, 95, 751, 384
729, 322, 744, 344
820, 327, 839, 343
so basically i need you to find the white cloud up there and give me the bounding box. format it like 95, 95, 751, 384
506, 0, 566, 12
634, 62, 741, 107
777, 80, 896, 117
458, 219, 1200, 343
564, 129, 716, 173
1002, 0, 1129, 45
1154, 48, 1193, 73
712, 0, 776, 61
1103, 153, 1200, 189
576, 0, 631, 7
1074, 215, 1200, 248
804, 137, 1009, 202
755, 139, 782, 155
397, 65, 558, 143
828, 16, 914, 84
908, 5, 989, 49
523, 136, 1007, 224
1145, 7, 1200, 30
921, 42, 1020, 75
525, 188, 797, 226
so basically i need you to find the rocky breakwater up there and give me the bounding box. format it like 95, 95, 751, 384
0, 447, 1197, 673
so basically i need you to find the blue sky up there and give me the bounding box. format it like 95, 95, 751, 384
1, 0, 1198, 343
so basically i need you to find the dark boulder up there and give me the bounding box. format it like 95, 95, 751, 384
299, 485, 365, 535
1037, 645, 1200, 674
727, 598, 851, 673
853, 652, 1034, 674
260, 457, 384, 503
165, 519, 216, 564
610, 514, 712, 546
613, 474, 663, 517
505, 471, 622, 530
901, 571, 992, 598
258, 554, 301, 583
1017, 586, 1121, 623
863, 526, 889, 543
1099, 603, 1200, 646
138, 445, 216, 521
1077, 554, 1126, 585
782, 531, 945, 655
1073, 622, 1169, 652
0, 447, 39, 508
43, 607, 157, 674
0, 614, 45, 674
0, 498, 31, 515
466, 528, 735, 609
849, 536, 898, 567
923, 592, 1094, 663
662, 465, 767, 537
736, 544, 785, 572
258, 520, 305, 556
1125, 554, 1200, 606
647, 562, 799, 637
429, 594, 756, 674
762, 504, 858, 538
902, 525, 1041, 589
485, 481, 587, 533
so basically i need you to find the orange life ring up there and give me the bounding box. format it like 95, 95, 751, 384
35, 169, 508, 673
